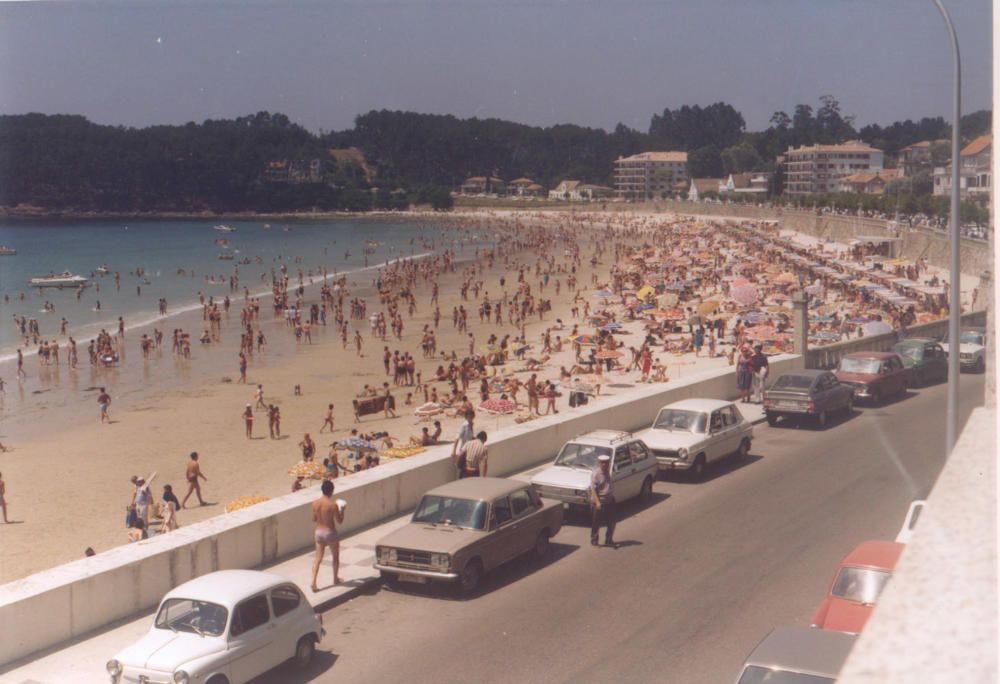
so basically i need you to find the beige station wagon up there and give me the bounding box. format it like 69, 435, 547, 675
374, 477, 564, 594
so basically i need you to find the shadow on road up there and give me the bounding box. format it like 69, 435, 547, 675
659, 454, 763, 484
250, 650, 339, 684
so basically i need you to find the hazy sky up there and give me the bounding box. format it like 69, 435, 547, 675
0, 1, 992, 134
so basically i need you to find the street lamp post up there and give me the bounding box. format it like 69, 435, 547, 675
932, 0, 961, 454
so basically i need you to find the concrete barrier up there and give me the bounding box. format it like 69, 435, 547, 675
0, 355, 804, 666
805, 310, 987, 370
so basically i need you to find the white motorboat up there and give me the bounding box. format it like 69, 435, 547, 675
0, 245, 16, 256
29, 271, 89, 288
96, 264, 110, 274
212, 224, 237, 233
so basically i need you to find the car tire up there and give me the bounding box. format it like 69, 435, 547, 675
207, 677, 230, 684
766, 412, 778, 427
735, 438, 750, 461
639, 475, 654, 502
689, 454, 706, 482
533, 530, 551, 559
294, 635, 316, 670
458, 560, 482, 595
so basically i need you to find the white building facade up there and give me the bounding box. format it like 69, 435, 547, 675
782, 141, 884, 195
613, 151, 688, 199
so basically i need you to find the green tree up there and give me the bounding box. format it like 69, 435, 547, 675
721, 142, 763, 175
687, 144, 723, 178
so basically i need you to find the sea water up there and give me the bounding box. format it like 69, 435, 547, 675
0, 217, 457, 361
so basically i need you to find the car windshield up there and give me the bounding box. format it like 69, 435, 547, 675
737, 666, 834, 684
960, 331, 984, 345
652, 409, 707, 433
155, 598, 228, 637
838, 358, 882, 374
772, 374, 815, 390
894, 344, 923, 360
554, 443, 611, 469
831, 567, 891, 604
412, 495, 487, 530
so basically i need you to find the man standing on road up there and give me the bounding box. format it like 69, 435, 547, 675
589, 454, 617, 548
456, 431, 488, 478
751, 344, 770, 404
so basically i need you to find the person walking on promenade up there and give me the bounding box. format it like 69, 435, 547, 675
310, 479, 345, 592
589, 454, 617, 548
182, 452, 207, 508
750, 344, 770, 404
97, 387, 112, 423
736, 345, 754, 403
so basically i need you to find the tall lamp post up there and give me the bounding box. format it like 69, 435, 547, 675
932, 0, 961, 454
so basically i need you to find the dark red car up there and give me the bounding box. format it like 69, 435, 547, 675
834, 352, 910, 404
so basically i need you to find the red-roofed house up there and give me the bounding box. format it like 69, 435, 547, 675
933, 134, 991, 201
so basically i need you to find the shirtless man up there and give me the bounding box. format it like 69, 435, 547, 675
310, 479, 345, 592
0, 472, 10, 523
319, 403, 335, 433
97, 387, 111, 423
181, 452, 207, 508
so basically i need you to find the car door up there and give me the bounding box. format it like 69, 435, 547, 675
268, 584, 305, 664
508, 487, 542, 555
707, 410, 728, 463
485, 496, 519, 570
611, 445, 637, 500
629, 440, 655, 479
929, 345, 948, 381
721, 405, 745, 455
228, 593, 275, 683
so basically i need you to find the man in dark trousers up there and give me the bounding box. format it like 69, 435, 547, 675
589, 454, 617, 548
750, 344, 770, 404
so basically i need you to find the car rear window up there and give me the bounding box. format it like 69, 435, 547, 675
270, 585, 301, 618
772, 374, 814, 390
831, 567, 891, 604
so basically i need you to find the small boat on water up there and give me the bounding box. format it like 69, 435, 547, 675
212, 224, 237, 233
218, 253, 235, 260
0, 245, 16, 256
96, 264, 110, 274
29, 271, 89, 288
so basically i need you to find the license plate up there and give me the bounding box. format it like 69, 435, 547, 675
399, 574, 428, 584
776, 401, 800, 409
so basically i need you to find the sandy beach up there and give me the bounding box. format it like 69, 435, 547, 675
0, 208, 974, 583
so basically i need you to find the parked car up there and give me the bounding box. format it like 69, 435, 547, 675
834, 352, 910, 404
374, 477, 563, 595
895, 499, 927, 544
763, 369, 854, 427
733, 626, 856, 684
893, 338, 948, 387
107, 570, 324, 684
809, 540, 905, 634
530, 429, 657, 507
637, 398, 753, 481
941, 327, 987, 373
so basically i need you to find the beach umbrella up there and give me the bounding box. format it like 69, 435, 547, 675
636, 285, 655, 300
732, 276, 750, 287
731, 284, 759, 305
697, 301, 719, 316
479, 398, 517, 414
573, 334, 597, 346
288, 461, 324, 479
337, 436, 377, 452
225, 496, 271, 513
862, 321, 894, 336
381, 445, 426, 459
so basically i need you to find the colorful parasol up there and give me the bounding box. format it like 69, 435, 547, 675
226, 496, 271, 513
288, 461, 324, 479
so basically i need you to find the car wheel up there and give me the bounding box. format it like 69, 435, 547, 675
379, 570, 399, 588
639, 475, 654, 502
533, 530, 551, 559
294, 635, 316, 670
689, 454, 706, 482
458, 560, 482, 595
735, 438, 750, 461
207, 677, 230, 684
766, 412, 778, 427
816, 410, 827, 428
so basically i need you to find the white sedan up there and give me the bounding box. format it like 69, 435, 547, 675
637, 398, 753, 480
107, 570, 324, 684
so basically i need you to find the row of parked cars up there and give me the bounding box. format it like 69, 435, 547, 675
763, 330, 986, 429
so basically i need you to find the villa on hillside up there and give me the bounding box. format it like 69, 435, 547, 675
508, 177, 545, 197
718, 172, 771, 197
548, 180, 580, 200
460, 176, 507, 195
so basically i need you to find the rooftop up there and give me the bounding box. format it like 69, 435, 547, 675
841, 540, 905, 570
616, 151, 688, 163
785, 140, 882, 155
661, 398, 739, 412
165, 570, 291, 607
426, 476, 527, 501
960, 134, 992, 157
743, 626, 857, 678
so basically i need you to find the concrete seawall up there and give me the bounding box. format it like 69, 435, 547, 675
0, 355, 803, 666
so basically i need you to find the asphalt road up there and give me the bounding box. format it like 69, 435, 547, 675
257, 375, 985, 684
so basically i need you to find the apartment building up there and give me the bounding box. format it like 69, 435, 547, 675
782, 141, 884, 195
613, 151, 688, 199
933, 134, 991, 202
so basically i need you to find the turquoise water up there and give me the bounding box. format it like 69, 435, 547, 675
0, 218, 453, 362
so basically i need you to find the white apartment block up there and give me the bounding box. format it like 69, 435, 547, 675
613, 151, 688, 199
782, 141, 884, 195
